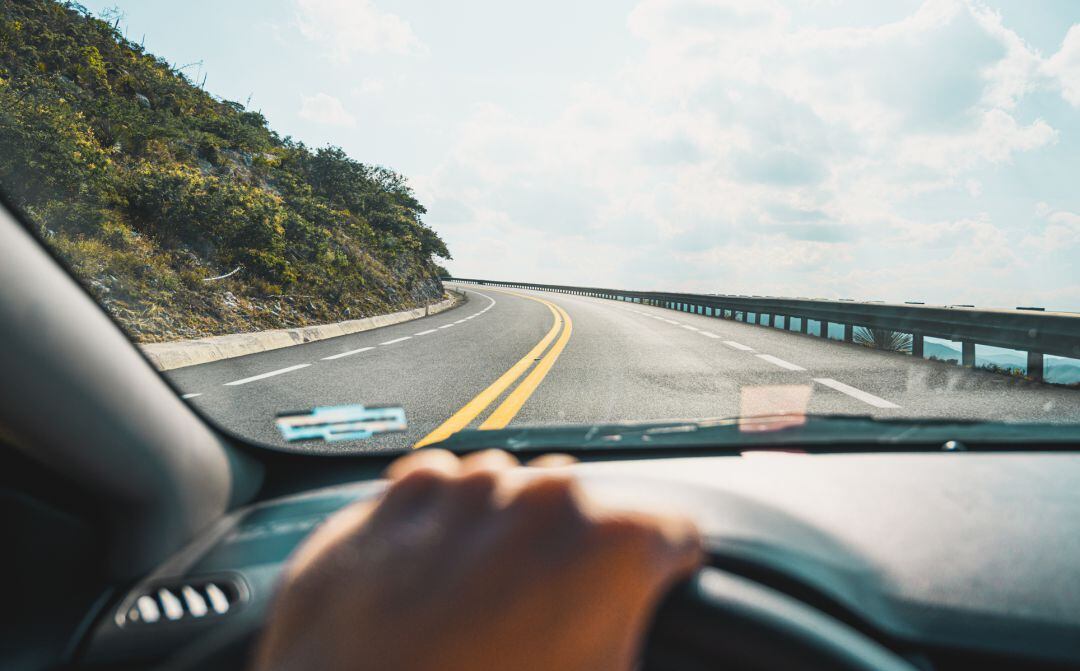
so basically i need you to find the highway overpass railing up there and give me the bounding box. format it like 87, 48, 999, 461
444, 278, 1080, 384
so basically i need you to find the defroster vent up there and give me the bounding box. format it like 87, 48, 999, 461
115, 576, 245, 627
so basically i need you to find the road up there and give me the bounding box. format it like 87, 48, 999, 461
169, 283, 1080, 452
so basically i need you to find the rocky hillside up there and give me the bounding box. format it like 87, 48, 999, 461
0, 0, 450, 342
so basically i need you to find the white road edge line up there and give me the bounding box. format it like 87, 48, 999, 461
181, 393, 202, 399
724, 340, 755, 351
756, 354, 805, 371
438, 324, 455, 329
699, 331, 721, 339
322, 347, 375, 360
224, 364, 311, 386
680, 324, 699, 332
814, 378, 900, 409
380, 336, 412, 345
414, 329, 438, 336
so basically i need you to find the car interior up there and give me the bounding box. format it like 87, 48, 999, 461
5, 175, 1080, 671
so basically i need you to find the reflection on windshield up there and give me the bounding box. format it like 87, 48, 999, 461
739, 386, 811, 433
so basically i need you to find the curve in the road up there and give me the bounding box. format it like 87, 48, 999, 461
414, 288, 573, 447
480, 298, 574, 430
169, 282, 1080, 454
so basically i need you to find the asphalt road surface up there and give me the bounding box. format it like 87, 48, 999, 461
169, 283, 1080, 452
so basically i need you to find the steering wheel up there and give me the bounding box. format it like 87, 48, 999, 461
160, 566, 918, 671
643, 567, 918, 671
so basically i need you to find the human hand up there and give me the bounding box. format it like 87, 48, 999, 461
252, 449, 702, 671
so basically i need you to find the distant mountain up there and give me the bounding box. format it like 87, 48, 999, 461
924, 342, 1080, 385
924, 342, 962, 363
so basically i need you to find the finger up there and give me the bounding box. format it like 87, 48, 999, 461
435, 451, 515, 520
383, 448, 460, 481
650, 514, 704, 577
593, 511, 703, 579
500, 474, 589, 536
458, 449, 519, 475
525, 453, 577, 468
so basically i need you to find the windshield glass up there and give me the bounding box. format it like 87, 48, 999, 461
2, 0, 1078, 453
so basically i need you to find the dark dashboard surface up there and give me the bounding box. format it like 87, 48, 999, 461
83, 451, 1080, 668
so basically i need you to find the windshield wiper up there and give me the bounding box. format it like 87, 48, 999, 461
430, 414, 1080, 456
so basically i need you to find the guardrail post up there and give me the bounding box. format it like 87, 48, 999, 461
911, 334, 924, 358
1027, 351, 1045, 382
799, 317, 807, 334
843, 324, 854, 342
962, 342, 975, 367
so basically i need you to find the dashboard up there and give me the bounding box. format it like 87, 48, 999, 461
80, 451, 1080, 669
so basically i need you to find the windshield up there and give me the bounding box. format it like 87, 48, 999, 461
2, 0, 1078, 453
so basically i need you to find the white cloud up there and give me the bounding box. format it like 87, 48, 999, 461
418, 0, 1079, 306
298, 92, 356, 127
295, 0, 421, 60
896, 108, 1056, 173
1023, 206, 1080, 253
355, 77, 385, 96
1044, 24, 1080, 107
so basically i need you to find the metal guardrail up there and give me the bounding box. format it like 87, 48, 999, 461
445, 278, 1080, 383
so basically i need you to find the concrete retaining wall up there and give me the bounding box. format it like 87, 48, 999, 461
140, 291, 464, 371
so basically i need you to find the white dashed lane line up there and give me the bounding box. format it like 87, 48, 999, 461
224, 364, 311, 386
322, 346, 374, 361
724, 340, 755, 351
192, 292, 498, 394
756, 354, 806, 371
814, 378, 900, 408
614, 300, 900, 412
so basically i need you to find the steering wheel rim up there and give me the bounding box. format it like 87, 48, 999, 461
643, 567, 920, 671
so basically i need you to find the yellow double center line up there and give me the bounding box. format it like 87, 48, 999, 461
413, 289, 573, 448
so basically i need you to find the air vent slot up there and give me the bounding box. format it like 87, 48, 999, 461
115, 576, 244, 627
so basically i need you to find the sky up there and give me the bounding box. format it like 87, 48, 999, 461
81, 0, 1080, 310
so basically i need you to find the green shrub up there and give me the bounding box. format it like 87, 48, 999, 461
0, 0, 450, 341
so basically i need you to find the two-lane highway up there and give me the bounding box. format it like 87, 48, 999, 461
170, 283, 1080, 452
